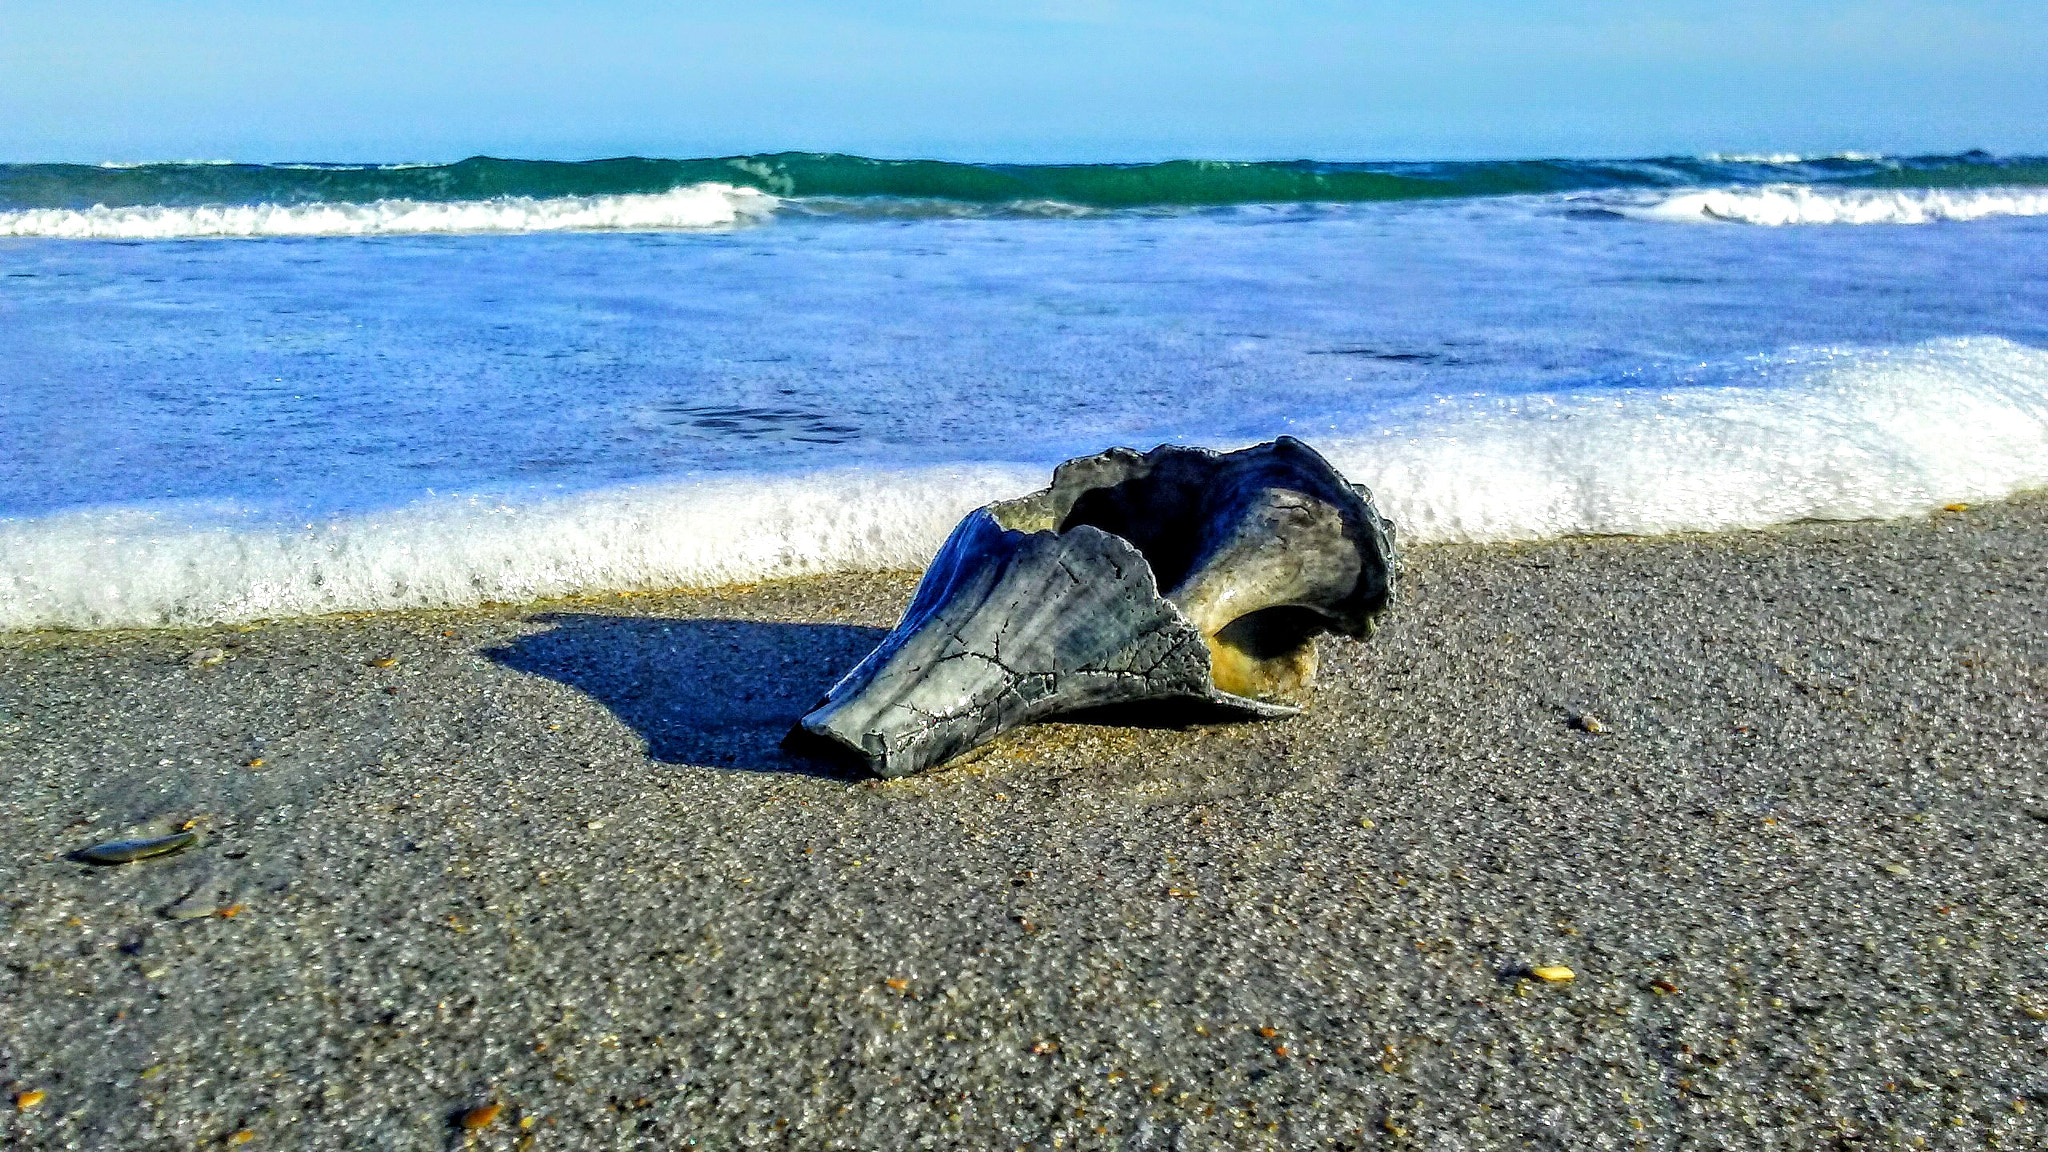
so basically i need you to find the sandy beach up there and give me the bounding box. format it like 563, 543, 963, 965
3, 497, 2045, 1150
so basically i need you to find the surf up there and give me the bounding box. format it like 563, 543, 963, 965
2, 151, 2043, 237
1641, 185, 2048, 225
0, 184, 776, 240
5, 337, 2044, 632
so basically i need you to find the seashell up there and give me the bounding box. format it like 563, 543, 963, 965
790, 437, 1395, 777
72, 829, 199, 865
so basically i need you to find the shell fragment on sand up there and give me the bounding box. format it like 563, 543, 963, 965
71, 829, 199, 865
791, 438, 1397, 777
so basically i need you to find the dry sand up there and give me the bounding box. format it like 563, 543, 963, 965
2, 498, 2046, 1150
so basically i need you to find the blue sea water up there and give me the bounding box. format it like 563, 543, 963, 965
3, 155, 2047, 629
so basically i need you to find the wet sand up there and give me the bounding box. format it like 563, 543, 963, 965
2, 498, 2046, 1150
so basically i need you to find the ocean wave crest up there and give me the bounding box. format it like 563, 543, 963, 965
1697, 151, 1885, 164
0, 183, 777, 239
4, 337, 2046, 631
8, 152, 2043, 222
1644, 185, 2048, 225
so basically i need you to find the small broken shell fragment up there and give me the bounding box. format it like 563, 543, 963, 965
72, 830, 199, 865
162, 867, 238, 920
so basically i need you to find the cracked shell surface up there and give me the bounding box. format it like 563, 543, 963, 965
793, 437, 1396, 777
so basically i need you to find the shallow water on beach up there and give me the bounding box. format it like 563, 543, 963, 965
5, 177, 2048, 628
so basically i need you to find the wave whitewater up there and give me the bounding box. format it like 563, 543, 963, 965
0, 183, 775, 240
1, 151, 2044, 238
1645, 185, 2048, 226
5, 337, 2045, 632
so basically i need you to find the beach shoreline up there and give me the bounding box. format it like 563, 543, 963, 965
3, 499, 2046, 1148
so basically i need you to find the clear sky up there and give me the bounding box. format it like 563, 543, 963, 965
2, 1, 2043, 163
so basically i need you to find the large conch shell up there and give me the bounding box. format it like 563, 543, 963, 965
789, 437, 1396, 777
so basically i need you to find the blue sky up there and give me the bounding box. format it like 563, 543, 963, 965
2, 1, 2043, 162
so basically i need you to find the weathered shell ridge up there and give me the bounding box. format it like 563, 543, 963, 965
791, 437, 1395, 777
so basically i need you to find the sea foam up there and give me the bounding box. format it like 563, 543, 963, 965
1645, 185, 2048, 225
4, 337, 2045, 632
1333, 337, 2048, 540
0, 183, 776, 239
1697, 152, 1886, 164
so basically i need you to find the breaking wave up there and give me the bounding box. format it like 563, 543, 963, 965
1643, 186, 2048, 225
4, 337, 2045, 631
1697, 151, 1885, 164
1, 151, 2045, 238
0, 183, 776, 239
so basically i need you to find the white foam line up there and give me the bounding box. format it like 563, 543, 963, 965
1698, 152, 1885, 164
3, 337, 2045, 631
1643, 185, 2048, 225
0, 183, 778, 240
0, 466, 1041, 631
1329, 337, 2048, 541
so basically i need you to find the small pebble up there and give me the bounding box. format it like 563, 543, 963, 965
1881, 862, 1912, 877
460, 1103, 502, 1130
73, 830, 198, 865
1569, 713, 1607, 734
185, 648, 228, 668
369, 656, 398, 668
228, 1130, 255, 1144
15, 1089, 45, 1111
1532, 965, 1577, 983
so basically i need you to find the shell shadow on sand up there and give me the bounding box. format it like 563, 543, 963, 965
485, 616, 887, 776
492, 439, 1394, 781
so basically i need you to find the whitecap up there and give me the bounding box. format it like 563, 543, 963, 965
0, 183, 778, 240
1642, 185, 2048, 225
